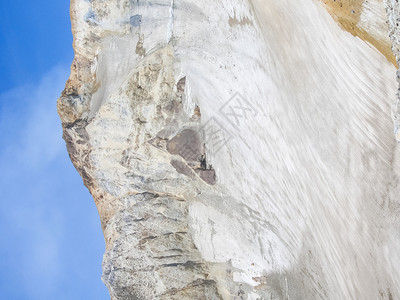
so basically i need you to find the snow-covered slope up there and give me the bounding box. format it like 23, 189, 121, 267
58, 0, 400, 299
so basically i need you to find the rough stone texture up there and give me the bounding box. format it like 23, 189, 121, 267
59, 0, 400, 299
387, 0, 400, 141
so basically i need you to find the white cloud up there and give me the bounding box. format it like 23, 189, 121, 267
0, 66, 76, 298
0, 64, 108, 299
0, 65, 69, 167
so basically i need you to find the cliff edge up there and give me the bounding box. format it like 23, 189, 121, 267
59, 0, 400, 299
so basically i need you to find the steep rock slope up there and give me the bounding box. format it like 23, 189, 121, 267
59, 0, 400, 299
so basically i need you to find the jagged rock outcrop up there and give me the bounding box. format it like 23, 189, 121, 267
59, 0, 400, 299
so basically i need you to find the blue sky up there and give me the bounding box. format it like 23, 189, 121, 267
0, 1, 109, 299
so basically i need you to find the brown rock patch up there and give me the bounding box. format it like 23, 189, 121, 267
320, 0, 397, 66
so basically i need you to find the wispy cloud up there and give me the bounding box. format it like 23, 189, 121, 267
0, 66, 108, 299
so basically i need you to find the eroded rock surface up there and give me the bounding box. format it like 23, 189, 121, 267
59, 0, 400, 299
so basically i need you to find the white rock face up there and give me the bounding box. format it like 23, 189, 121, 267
59, 0, 400, 299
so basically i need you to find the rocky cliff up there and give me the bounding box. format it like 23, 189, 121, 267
58, 0, 400, 299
